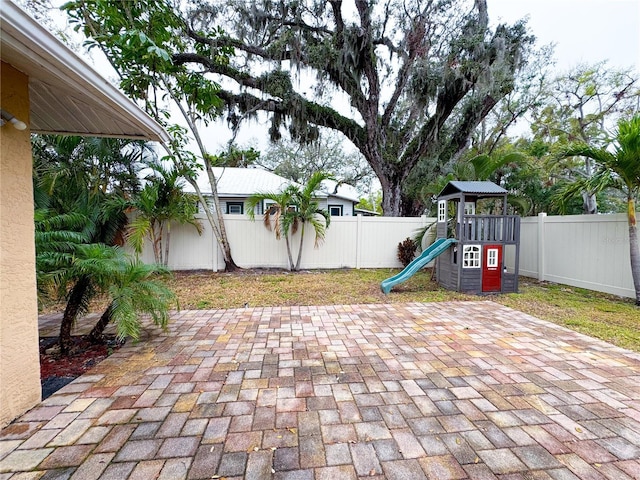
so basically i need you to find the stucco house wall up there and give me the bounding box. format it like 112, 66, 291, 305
0, 62, 41, 426
0, 0, 167, 426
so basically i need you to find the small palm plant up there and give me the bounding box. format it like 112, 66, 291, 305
247, 172, 333, 271
88, 260, 174, 343
127, 162, 202, 266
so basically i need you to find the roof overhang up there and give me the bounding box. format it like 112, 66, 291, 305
438, 181, 508, 201
0, 1, 169, 143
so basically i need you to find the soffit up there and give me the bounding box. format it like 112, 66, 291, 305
1, 1, 168, 142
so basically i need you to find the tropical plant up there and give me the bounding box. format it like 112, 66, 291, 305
247, 185, 298, 270
87, 260, 174, 343
127, 162, 203, 266
33, 135, 175, 354
291, 172, 333, 270
558, 116, 640, 305
397, 238, 418, 267
63, 0, 240, 270
36, 206, 175, 352
247, 172, 332, 271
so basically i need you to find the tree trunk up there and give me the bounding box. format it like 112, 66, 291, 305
164, 222, 171, 266
627, 197, 640, 305
294, 222, 306, 271
582, 191, 598, 214
88, 303, 113, 344
59, 276, 91, 355
184, 177, 240, 272
150, 220, 162, 264
380, 178, 404, 217
284, 234, 294, 271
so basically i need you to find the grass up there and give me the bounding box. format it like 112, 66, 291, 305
42, 268, 640, 352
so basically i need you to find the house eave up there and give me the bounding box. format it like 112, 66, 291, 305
1, 1, 169, 143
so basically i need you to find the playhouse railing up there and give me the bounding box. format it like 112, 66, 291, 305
460, 215, 520, 243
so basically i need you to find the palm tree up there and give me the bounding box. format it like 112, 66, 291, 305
247, 172, 333, 271
88, 260, 174, 343
247, 185, 298, 270
290, 171, 333, 271
560, 115, 640, 305
36, 208, 175, 353
33, 135, 175, 353
127, 162, 202, 265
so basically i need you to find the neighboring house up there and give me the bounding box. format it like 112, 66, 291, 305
0, 1, 167, 426
188, 167, 361, 216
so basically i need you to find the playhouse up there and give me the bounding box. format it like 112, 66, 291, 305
435, 181, 521, 294
380, 180, 521, 295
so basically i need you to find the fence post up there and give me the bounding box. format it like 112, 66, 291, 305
356, 214, 362, 269
538, 212, 546, 281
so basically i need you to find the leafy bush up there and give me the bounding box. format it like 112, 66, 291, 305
397, 237, 417, 267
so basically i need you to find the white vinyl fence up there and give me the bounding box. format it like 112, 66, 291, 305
509, 213, 636, 299
137, 212, 637, 299
137, 214, 433, 271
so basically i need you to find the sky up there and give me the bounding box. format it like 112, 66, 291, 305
487, 0, 639, 73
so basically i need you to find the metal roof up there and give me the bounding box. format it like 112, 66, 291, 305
185, 167, 360, 202
1, 1, 168, 142
438, 181, 507, 198
186, 168, 296, 197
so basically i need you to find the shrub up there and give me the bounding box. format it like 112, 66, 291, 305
397, 237, 417, 267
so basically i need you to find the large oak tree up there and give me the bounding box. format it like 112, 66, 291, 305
178, 0, 533, 215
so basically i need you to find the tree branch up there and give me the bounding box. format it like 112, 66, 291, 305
218, 89, 367, 150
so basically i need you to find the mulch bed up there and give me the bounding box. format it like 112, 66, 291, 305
39, 335, 123, 399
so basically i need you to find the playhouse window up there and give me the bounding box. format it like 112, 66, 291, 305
487, 248, 498, 268
462, 245, 481, 268
464, 202, 475, 215
438, 200, 446, 222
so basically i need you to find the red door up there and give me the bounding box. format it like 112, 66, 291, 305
482, 245, 502, 292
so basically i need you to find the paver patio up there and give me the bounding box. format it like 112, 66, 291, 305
1, 301, 639, 479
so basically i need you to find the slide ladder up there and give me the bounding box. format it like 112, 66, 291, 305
381, 238, 457, 294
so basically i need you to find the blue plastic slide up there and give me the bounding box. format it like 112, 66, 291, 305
381, 238, 457, 294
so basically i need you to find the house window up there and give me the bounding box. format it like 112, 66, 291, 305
438, 200, 446, 222
226, 202, 244, 214
262, 201, 296, 215
263, 200, 276, 215
487, 248, 498, 268
329, 205, 343, 216
462, 245, 481, 268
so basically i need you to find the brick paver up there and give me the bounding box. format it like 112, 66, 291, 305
2, 301, 640, 478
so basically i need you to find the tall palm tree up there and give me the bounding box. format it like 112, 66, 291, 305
561, 115, 640, 305
127, 162, 202, 265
